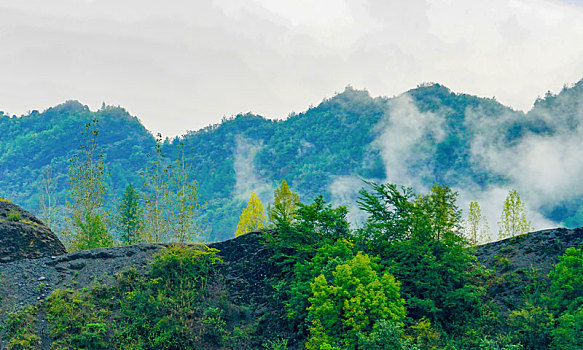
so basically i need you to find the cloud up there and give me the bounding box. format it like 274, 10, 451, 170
465, 96, 583, 225
233, 135, 274, 205
329, 175, 368, 227
365, 91, 569, 239
373, 93, 446, 191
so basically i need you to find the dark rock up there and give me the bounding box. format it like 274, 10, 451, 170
476, 227, 583, 275
0, 200, 66, 263
476, 227, 583, 314
68, 262, 86, 270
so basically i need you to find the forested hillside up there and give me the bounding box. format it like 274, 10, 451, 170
1, 80, 583, 242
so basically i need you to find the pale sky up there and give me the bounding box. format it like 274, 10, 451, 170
1, 0, 582, 137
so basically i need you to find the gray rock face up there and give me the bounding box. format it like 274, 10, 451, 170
0, 200, 66, 263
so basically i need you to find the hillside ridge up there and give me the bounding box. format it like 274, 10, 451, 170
2, 78, 583, 241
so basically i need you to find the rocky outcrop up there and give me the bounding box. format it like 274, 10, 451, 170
476, 227, 583, 274
0, 231, 285, 349
0, 200, 66, 263
0, 232, 271, 316
475, 227, 583, 313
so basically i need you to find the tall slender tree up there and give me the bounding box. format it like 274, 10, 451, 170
38, 165, 57, 230
142, 137, 202, 243
268, 179, 300, 225
141, 134, 171, 243
67, 119, 114, 250
117, 183, 143, 245
498, 189, 532, 239
235, 192, 266, 237
169, 142, 201, 243
465, 201, 490, 245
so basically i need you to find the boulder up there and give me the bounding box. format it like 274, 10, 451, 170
0, 199, 66, 263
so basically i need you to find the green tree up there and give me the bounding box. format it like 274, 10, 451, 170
548, 247, 583, 315
265, 195, 350, 271
286, 239, 356, 336
142, 134, 172, 242
305, 252, 406, 350
498, 189, 532, 239
168, 143, 201, 243
263, 196, 352, 339
358, 182, 487, 335
268, 179, 300, 225
116, 183, 143, 245
235, 192, 266, 237
67, 119, 114, 250
465, 201, 490, 245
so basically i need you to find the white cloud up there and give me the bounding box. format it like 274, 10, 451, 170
461, 92, 583, 233
373, 93, 445, 191
329, 175, 367, 227
233, 135, 274, 205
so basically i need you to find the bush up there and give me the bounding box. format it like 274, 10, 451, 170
551, 305, 583, 349
6, 210, 20, 222
116, 244, 226, 349
44, 287, 112, 349
493, 255, 511, 272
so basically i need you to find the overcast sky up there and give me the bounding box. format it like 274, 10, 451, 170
1, 0, 582, 137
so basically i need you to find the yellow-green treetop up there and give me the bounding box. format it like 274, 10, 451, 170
465, 201, 490, 245
498, 189, 532, 239
235, 192, 266, 237
268, 179, 300, 225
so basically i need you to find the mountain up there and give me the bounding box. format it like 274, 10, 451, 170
0, 101, 154, 210
1, 81, 583, 242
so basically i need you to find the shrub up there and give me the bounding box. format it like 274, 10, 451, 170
305, 252, 406, 350
493, 255, 511, 272
7, 210, 20, 222
3, 307, 40, 350
116, 244, 225, 349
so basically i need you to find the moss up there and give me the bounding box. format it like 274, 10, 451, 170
19, 220, 38, 227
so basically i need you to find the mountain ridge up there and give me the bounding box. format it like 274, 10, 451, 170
2, 79, 583, 241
